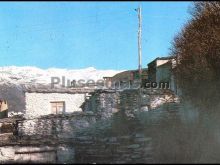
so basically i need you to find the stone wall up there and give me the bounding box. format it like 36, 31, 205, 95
0, 88, 180, 163
74, 133, 153, 163
83, 89, 179, 119
25, 93, 86, 118
83, 91, 120, 120
0, 144, 75, 164
0, 112, 97, 163
16, 113, 96, 138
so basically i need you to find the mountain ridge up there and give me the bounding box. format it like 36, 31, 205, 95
0, 66, 122, 86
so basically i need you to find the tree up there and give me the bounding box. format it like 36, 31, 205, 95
171, 2, 220, 106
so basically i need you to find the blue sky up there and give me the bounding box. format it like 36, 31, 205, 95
0, 2, 192, 70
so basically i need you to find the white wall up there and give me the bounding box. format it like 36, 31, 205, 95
156, 59, 169, 67
25, 93, 85, 119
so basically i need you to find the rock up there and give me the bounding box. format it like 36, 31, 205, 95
0, 123, 14, 133
140, 106, 148, 112
150, 97, 166, 109
0, 133, 14, 142
0, 146, 15, 162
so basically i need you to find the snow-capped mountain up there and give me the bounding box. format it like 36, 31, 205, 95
0, 66, 122, 86
0, 66, 122, 115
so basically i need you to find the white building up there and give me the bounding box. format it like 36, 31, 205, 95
23, 86, 91, 119
0, 84, 93, 119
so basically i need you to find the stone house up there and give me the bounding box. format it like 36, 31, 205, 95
23, 86, 90, 119
0, 85, 93, 119
147, 56, 178, 93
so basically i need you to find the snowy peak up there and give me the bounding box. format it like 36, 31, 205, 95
0, 66, 122, 86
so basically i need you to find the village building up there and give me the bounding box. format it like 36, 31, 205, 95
147, 56, 178, 93
0, 56, 179, 120
103, 57, 179, 92
0, 85, 95, 119
23, 85, 93, 119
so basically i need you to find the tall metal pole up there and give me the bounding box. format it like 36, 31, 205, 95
138, 6, 142, 86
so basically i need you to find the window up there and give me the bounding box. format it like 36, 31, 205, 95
51, 101, 65, 114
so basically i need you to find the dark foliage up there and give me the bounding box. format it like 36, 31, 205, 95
171, 2, 220, 106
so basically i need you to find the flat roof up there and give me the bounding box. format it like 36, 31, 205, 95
148, 56, 176, 66
23, 84, 95, 94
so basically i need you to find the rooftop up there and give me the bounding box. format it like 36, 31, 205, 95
148, 56, 176, 66
23, 84, 95, 94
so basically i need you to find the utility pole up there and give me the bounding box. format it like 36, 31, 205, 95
135, 5, 143, 110
137, 6, 142, 87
